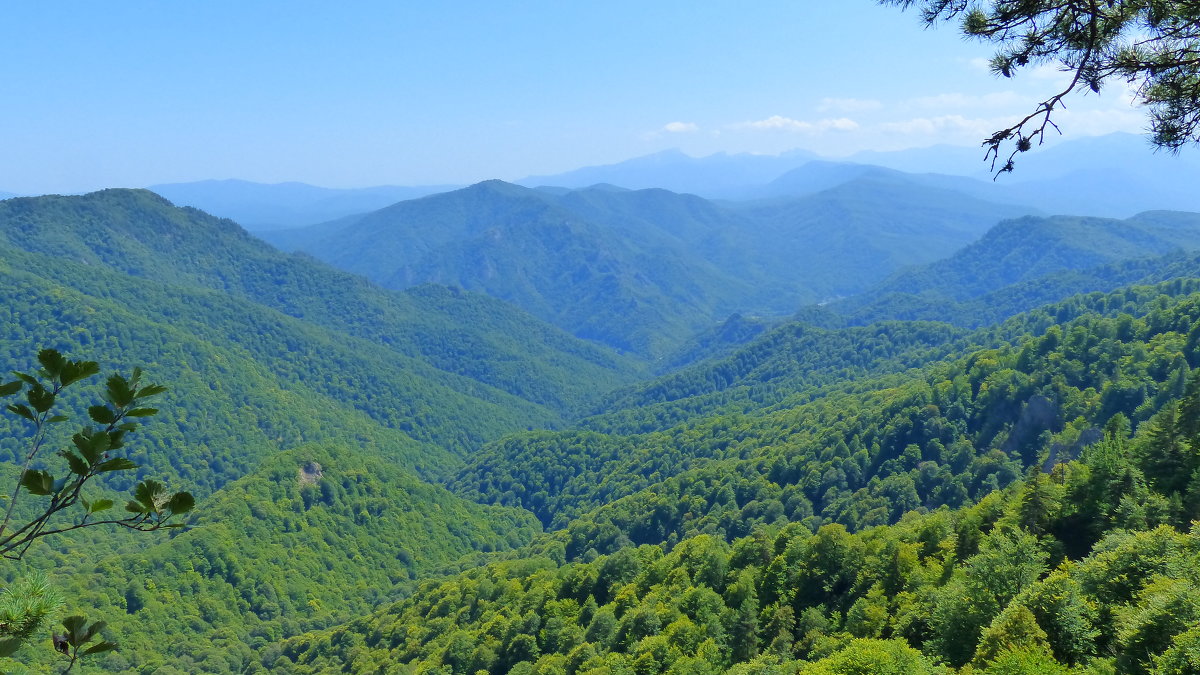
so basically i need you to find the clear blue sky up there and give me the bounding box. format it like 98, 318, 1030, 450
0, 1, 1144, 193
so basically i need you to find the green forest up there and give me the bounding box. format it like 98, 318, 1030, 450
9, 0, 1200, 672
2, 181, 1200, 674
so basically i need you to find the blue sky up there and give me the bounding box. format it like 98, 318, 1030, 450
0, 2, 1145, 193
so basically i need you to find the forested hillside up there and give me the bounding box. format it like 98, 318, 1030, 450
37, 444, 541, 674
452, 282, 1200, 534
778, 212, 1200, 339
0, 190, 640, 417
264, 177, 1032, 356
0, 190, 641, 671
5, 185, 1200, 674
273, 281, 1200, 674
17, 0, 1200, 672
867, 213, 1200, 301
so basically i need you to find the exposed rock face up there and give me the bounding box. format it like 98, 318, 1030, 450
299, 461, 323, 485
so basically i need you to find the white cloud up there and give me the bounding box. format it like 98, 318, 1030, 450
734, 115, 859, 133
823, 117, 860, 132
1029, 63, 1073, 83
817, 97, 882, 113
967, 57, 992, 72
907, 91, 1027, 111
662, 121, 699, 133
1055, 105, 1144, 136
879, 114, 1014, 137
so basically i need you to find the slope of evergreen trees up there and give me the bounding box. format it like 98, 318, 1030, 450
6, 188, 1200, 673
272, 283, 1200, 674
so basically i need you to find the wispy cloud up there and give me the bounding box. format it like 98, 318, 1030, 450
1028, 63, 1073, 83
733, 115, 859, 133
966, 57, 992, 72
817, 97, 882, 113
662, 121, 699, 133
879, 114, 1013, 137
906, 91, 1027, 110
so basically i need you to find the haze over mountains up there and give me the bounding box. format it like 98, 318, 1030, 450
261, 175, 1034, 358
147, 180, 458, 231
517, 132, 1200, 217
13, 133, 1179, 237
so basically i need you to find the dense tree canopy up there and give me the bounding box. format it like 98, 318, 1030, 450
884, 0, 1200, 172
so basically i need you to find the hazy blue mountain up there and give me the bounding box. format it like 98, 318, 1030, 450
845, 143, 991, 176
825, 210, 1200, 327
1000, 132, 1197, 182
1000, 166, 1200, 217
751, 160, 1013, 202
867, 211, 1200, 301
845, 132, 1190, 180
148, 179, 458, 230
266, 176, 1037, 356
516, 148, 818, 197
724, 173, 1039, 301
264, 180, 755, 357
846, 133, 1200, 217
547, 178, 1027, 310
0, 189, 642, 428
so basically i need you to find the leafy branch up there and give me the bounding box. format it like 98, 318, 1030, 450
53, 616, 115, 674
0, 349, 194, 670
883, 0, 1200, 174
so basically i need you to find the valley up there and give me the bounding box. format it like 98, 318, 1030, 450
3, 128, 1200, 673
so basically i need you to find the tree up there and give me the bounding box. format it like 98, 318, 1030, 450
882, 1, 1200, 173
0, 350, 194, 670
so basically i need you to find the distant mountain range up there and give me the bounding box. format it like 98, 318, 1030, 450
517, 132, 1200, 218
10, 147, 1200, 672
148, 179, 459, 231
819, 210, 1200, 328
516, 148, 819, 197
262, 175, 1035, 357
4, 132, 1196, 231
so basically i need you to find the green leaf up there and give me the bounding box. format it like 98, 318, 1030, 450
6, 404, 34, 420
37, 349, 65, 379
135, 384, 168, 399
72, 429, 110, 464
63, 451, 90, 476
105, 374, 134, 408
47, 414, 69, 423
82, 619, 105, 643
20, 470, 54, 496
132, 480, 165, 512
95, 457, 139, 473
88, 405, 116, 424
106, 430, 128, 451
26, 386, 54, 413
11, 371, 37, 386
83, 641, 117, 655
59, 360, 99, 387
167, 492, 195, 516
61, 615, 87, 645
0, 381, 20, 397
125, 500, 149, 514
124, 407, 158, 418
87, 499, 113, 513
